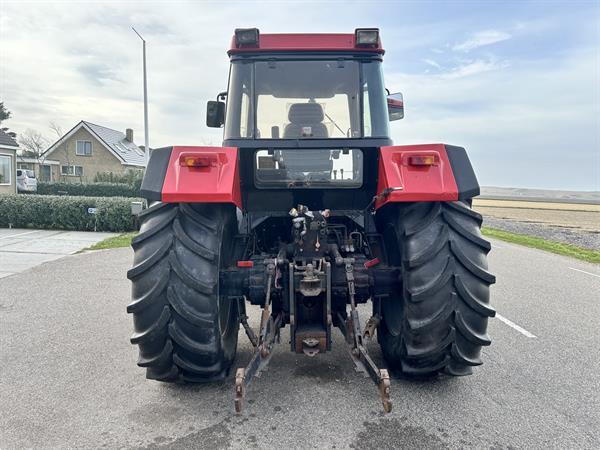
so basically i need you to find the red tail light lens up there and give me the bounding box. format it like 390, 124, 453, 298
364, 257, 380, 268
179, 154, 217, 168
408, 155, 437, 166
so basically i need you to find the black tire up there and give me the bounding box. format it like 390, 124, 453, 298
127, 202, 239, 382
377, 201, 496, 377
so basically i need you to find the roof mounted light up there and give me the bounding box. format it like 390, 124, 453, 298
355, 28, 380, 47
234, 28, 259, 47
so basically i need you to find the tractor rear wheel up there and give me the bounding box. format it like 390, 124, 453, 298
127, 202, 239, 382
377, 201, 496, 377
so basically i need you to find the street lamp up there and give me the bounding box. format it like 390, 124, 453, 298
132, 27, 150, 168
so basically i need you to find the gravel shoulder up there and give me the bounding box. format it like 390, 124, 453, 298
473, 199, 600, 251
482, 216, 600, 251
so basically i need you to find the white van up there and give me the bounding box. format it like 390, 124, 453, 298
16, 169, 37, 193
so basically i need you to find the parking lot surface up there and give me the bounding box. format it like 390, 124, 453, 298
0, 240, 599, 449
0, 228, 117, 278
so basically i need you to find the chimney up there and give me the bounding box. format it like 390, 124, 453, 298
125, 128, 133, 142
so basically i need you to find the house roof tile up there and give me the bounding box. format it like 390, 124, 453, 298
43, 120, 146, 167
0, 129, 19, 148
82, 121, 146, 166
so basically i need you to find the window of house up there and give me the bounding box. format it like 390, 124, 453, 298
61, 165, 84, 176
76, 140, 93, 156
39, 165, 52, 182
0, 155, 12, 185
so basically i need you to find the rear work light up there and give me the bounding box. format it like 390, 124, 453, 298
408, 155, 437, 166
179, 154, 218, 168
355, 28, 380, 47
234, 28, 259, 47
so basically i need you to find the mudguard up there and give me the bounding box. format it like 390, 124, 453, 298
375, 144, 479, 208
140, 146, 242, 208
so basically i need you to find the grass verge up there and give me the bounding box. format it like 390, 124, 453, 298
482, 227, 600, 264
87, 232, 136, 250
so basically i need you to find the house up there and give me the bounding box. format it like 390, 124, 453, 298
17, 156, 60, 182
41, 120, 146, 182
0, 129, 18, 194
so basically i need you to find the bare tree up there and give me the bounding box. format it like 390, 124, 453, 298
18, 129, 49, 159
49, 122, 75, 182
49, 122, 64, 144
15, 129, 52, 180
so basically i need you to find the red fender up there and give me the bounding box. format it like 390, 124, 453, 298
375, 144, 478, 209
142, 146, 242, 208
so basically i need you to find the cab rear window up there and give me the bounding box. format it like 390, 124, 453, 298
254, 148, 363, 189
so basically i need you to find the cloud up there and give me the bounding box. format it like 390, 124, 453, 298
77, 63, 122, 86
453, 30, 512, 52
423, 59, 442, 70
385, 46, 599, 190
442, 58, 509, 79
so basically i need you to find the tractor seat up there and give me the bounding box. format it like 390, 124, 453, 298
278, 149, 333, 175
283, 103, 329, 139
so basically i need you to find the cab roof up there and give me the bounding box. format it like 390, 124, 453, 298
227, 33, 385, 56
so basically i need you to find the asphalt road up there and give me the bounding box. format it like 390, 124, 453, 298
0, 240, 599, 449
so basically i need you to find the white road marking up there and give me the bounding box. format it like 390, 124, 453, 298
0, 229, 46, 240
496, 313, 537, 338
568, 267, 600, 279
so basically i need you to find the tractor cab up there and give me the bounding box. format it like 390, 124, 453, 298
206, 28, 403, 207
208, 28, 403, 143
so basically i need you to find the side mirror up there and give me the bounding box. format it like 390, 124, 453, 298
387, 92, 404, 121
206, 101, 225, 128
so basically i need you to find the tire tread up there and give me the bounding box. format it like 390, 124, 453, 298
378, 201, 495, 377
127, 202, 238, 382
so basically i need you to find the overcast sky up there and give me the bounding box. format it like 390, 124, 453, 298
1, 0, 598, 190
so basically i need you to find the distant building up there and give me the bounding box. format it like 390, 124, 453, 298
0, 129, 18, 194
40, 120, 146, 182
16, 156, 60, 183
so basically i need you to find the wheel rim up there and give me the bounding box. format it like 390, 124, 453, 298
217, 217, 238, 342
219, 295, 233, 337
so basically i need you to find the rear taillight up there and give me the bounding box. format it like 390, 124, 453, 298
179, 154, 218, 168
364, 258, 380, 268
408, 155, 437, 166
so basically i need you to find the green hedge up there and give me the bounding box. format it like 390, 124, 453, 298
94, 170, 143, 190
36, 182, 140, 198
0, 195, 141, 232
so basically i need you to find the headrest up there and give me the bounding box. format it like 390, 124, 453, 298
288, 103, 324, 124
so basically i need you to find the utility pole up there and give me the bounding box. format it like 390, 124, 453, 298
132, 27, 150, 167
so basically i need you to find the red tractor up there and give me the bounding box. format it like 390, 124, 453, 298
127, 28, 495, 413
